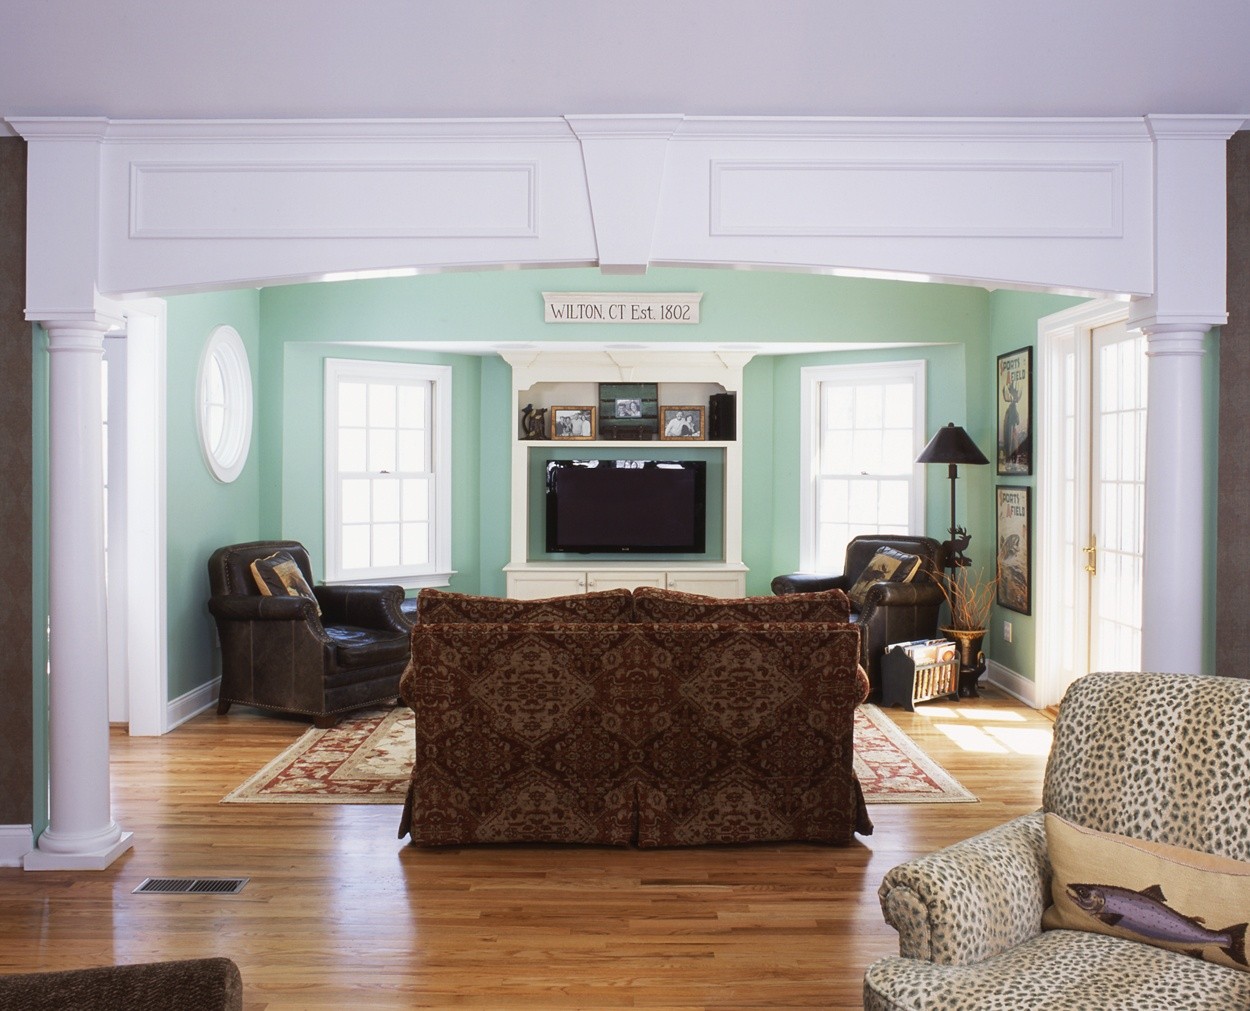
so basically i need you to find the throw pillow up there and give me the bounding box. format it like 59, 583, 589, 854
1042, 812, 1250, 973
633, 585, 851, 623
249, 551, 321, 615
847, 547, 922, 611
416, 587, 635, 624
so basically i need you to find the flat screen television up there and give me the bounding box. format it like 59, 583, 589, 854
545, 459, 707, 554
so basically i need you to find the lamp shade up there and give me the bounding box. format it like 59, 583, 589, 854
916, 423, 989, 466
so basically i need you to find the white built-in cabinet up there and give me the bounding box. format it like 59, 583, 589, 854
501, 350, 753, 599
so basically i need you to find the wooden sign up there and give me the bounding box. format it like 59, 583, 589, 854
542, 292, 702, 324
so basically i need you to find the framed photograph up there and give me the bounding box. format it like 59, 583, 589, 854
660, 405, 705, 440
996, 346, 1033, 475
550, 406, 596, 440
598, 382, 659, 439
995, 485, 1031, 615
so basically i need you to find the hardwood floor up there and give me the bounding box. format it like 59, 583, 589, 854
0, 688, 1053, 1009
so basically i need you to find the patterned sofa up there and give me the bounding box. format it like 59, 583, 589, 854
864, 671, 1250, 1010
397, 586, 870, 847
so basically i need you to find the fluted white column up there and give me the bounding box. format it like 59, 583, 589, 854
24, 321, 132, 870
1139, 327, 1208, 676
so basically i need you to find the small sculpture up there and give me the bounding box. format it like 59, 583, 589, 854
520, 403, 548, 440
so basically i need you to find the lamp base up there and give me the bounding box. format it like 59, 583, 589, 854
941, 528, 972, 570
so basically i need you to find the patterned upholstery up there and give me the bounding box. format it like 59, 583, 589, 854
415, 586, 635, 624
865, 671, 1250, 1010
398, 619, 870, 847
632, 584, 851, 623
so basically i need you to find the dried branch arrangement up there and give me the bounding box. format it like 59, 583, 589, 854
937, 566, 996, 631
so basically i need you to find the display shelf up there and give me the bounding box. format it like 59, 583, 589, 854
501, 349, 755, 595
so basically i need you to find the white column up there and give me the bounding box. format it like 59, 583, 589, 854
1139, 327, 1208, 675
24, 321, 133, 870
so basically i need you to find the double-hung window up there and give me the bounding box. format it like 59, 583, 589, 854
800, 361, 926, 572
324, 359, 452, 587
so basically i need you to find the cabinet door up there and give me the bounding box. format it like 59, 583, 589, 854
586, 570, 667, 593
666, 571, 746, 598
508, 571, 586, 599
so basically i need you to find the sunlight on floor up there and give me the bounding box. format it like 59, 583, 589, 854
924, 703, 1054, 755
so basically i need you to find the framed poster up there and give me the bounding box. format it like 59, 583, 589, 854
996, 485, 1031, 615
996, 346, 1032, 475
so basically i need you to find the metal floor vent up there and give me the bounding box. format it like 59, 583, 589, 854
133, 877, 249, 895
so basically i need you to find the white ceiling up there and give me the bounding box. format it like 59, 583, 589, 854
3, 0, 1250, 133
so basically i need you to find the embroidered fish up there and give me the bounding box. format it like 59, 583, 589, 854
1067, 882, 1248, 966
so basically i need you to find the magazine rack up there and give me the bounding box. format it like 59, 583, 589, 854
881, 639, 959, 711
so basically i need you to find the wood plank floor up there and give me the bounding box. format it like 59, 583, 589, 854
0, 688, 1053, 1009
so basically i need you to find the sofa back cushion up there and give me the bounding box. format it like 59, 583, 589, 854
633, 585, 851, 623
1043, 671, 1250, 862
415, 587, 635, 624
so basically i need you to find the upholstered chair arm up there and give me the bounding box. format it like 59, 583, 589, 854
0, 957, 244, 1011
314, 583, 408, 632
208, 595, 319, 622
771, 573, 850, 595
877, 811, 1050, 965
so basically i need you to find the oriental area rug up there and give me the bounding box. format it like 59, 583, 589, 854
223, 704, 974, 805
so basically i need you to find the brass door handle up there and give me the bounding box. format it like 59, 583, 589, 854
1084, 539, 1097, 576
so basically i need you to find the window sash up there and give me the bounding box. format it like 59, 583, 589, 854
324, 360, 451, 585
800, 361, 926, 572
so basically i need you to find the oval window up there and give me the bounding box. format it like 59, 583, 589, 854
196, 325, 253, 483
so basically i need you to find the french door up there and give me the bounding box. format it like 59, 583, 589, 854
1040, 306, 1146, 705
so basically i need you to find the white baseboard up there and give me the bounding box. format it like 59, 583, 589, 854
985, 659, 1041, 708
166, 676, 221, 731
0, 825, 34, 867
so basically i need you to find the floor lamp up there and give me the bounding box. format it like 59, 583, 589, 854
916, 422, 989, 570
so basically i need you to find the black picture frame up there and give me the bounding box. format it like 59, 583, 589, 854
996, 346, 1032, 476
995, 485, 1031, 615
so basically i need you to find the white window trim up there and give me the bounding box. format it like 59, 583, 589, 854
1035, 298, 1129, 707
195, 324, 253, 484
798, 359, 927, 572
323, 358, 454, 589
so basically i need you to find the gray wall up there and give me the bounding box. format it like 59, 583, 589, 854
0, 137, 32, 826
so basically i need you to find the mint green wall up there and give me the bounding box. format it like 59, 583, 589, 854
1204, 329, 1220, 676
759, 286, 992, 596
983, 291, 1088, 680
271, 342, 483, 591
258, 268, 995, 600
164, 290, 263, 700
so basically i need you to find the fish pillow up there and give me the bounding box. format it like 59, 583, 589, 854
1043, 812, 1250, 972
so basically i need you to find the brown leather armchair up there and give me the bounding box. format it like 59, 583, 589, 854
771, 535, 945, 697
207, 540, 411, 727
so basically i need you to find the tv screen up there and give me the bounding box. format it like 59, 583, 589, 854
545, 459, 707, 554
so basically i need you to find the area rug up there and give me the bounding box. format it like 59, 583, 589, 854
222, 704, 974, 805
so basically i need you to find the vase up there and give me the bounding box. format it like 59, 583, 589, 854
940, 626, 987, 697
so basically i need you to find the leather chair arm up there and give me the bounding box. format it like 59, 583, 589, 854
771, 573, 850, 595
208, 595, 318, 622
863, 581, 945, 608
314, 583, 409, 633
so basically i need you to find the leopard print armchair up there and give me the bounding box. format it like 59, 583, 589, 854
864, 671, 1250, 1010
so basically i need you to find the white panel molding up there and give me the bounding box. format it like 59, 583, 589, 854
0, 826, 33, 868
672, 116, 1154, 143
167, 676, 220, 731
711, 159, 1124, 238
130, 160, 538, 239
985, 659, 1041, 709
